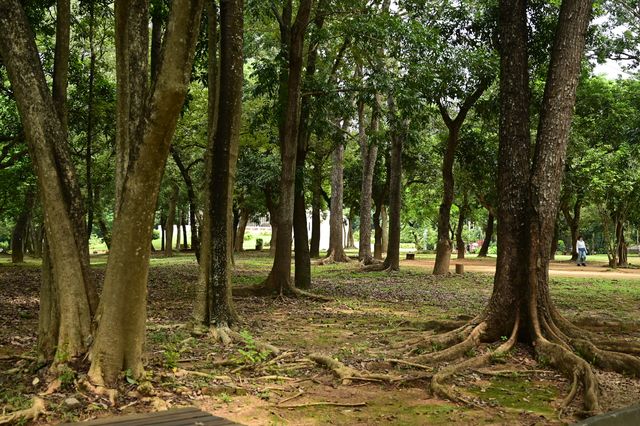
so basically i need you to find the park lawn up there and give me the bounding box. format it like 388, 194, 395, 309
1, 251, 639, 425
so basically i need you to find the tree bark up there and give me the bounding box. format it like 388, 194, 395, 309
561, 197, 582, 260
11, 190, 34, 263
310, 154, 322, 258
171, 147, 200, 258
206, 0, 243, 328
193, 2, 219, 328
176, 210, 182, 251
89, 0, 203, 385
326, 141, 349, 262
262, 0, 314, 294
235, 210, 249, 252
616, 219, 628, 267
0, 0, 97, 362
455, 199, 467, 260
477, 212, 494, 257
86, 0, 96, 238
357, 98, 379, 264
433, 82, 489, 275
165, 183, 178, 257
381, 204, 388, 254
373, 198, 383, 260
381, 97, 404, 271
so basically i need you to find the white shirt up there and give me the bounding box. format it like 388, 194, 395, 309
577, 240, 586, 250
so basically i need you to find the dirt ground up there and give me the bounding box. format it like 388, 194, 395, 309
405, 256, 640, 279
1, 253, 639, 425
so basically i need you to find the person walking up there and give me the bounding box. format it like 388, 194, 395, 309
576, 236, 588, 266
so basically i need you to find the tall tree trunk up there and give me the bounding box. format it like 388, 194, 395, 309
86, 0, 96, 238
550, 218, 559, 260
0, 0, 97, 362
165, 183, 178, 257
373, 199, 383, 260
293, 2, 327, 288
616, 219, 628, 267
477, 0, 599, 413
11, 191, 34, 263
433, 81, 489, 275
561, 197, 582, 261
182, 211, 188, 249
357, 98, 379, 264
89, 0, 203, 385
265, 191, 278, 255
346, 209, 356, 249
234, 210, 249, 252
326, 142, 349, 262
381, 204, 388, 254
477, 212, 494, 257
262, 0, 314, 294
171, 148, 200, 257
310, 155, 322, 258
160, 222, 165, 251
206, 0, 243, 330
176, 211, 182, 251
455, 201, 467, 260
382, 99, 404, 271
192, 0, 217, 327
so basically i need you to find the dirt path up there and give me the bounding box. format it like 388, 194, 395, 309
404, 257, 640, 279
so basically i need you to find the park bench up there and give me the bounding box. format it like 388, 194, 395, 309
64, 407, 241, 425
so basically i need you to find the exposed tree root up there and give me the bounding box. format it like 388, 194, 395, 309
308, 353, 400, 384
226, 329, 281, 356
276, 390, 305, 405
317, 253, 351, 265
210, 324, 233, 346
233, 283, 333, 302
388, 359, 432, 370
410, 322, 487, 364
362, 261, 392, 272
429, 315, 518, 404
534, 336, 600, 414
276, 401, 367, 409
392, 322, 478, 350
0, 397, 45, 425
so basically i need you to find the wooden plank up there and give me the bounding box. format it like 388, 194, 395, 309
64, 407, 241, 425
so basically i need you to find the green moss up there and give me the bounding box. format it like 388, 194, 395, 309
468, 376, 557, 417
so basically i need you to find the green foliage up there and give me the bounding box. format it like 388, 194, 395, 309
57, 365, 76, 389
236, 330, 270, 364
162, 343, 181, 369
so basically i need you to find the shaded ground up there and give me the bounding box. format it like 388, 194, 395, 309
1, 252, 639, 425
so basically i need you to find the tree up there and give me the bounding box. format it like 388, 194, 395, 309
259, 0, 314, 295
0, 0, 98, 362
206, 0, 244, 339
88, 0, 204, 385
408, 0, 635, 414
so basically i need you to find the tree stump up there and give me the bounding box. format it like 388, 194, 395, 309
455, 263, 464, 274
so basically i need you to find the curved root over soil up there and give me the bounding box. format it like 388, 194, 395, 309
395, 308, 640, 416
233, 275, 333, 301
0, 397, 45, 425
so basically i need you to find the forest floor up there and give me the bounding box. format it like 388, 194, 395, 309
1, 251, 639, 425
